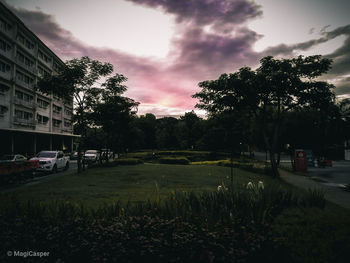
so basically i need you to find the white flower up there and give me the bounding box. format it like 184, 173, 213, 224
246, 182, 254, 189
258, 181, 264, 190
217, 184, 228, 191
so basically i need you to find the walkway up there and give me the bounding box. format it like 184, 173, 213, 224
279, 169, 350, 209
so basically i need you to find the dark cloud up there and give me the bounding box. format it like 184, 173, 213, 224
335, 76, 350, 96
168, 27, 261, 78
7, 1, 350, 115
127, 0, 262, 33
261, 25, 350, 95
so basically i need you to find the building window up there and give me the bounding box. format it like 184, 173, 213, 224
53, 104, 62, 114
38, 50, 51, 63
0, 61, 11, 72
0, 105, 8, 115
37, 114, 49, 124
17, 33, 34, 50
16, 51, 34, 68
64, 118, 72, 127
53, 118, 61, 127
37, 98, 49, 109
0, 39, 11, 52
53, 61, 60, 71
16, 71, 34, 84
15, 109, 33, 120
0, 18, 12, 32
38, 66, 50, 77
15, 90, 33, 102
0, 83, 10, 93
64, 108, 72, 116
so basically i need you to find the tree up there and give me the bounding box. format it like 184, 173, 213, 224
36, 56, 127, 173
193, 55, 335, 178
92, 74, 139, 154
175, 111, 203, 149
130, 113, 157, 150
155, 117, 179, 149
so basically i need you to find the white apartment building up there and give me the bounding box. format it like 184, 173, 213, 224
0, 2, 78, 156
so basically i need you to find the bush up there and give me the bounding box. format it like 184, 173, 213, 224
109, 158, 143, 166
159, 157, 190, 165
191, 159, 272, 175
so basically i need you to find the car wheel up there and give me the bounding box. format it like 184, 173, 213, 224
65, 162, 70, 171
52, 165, 57, 174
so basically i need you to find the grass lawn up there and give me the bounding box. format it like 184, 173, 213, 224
1, 164, 277, 208
1, 163, 350, 262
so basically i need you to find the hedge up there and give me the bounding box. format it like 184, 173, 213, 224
158, 157, 190, 165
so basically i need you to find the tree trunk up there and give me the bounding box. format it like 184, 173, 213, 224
262, 124, 280, 179
269, 150, 280, 178
77, 143, 82, 174
276, 151, 281, 166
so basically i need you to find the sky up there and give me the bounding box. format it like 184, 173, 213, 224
3, 0, 350, 117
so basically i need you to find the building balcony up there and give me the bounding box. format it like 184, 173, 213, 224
38, 56, 52, 68
15, 79, 34, 90
14, 97, 36, 109
16, 41, 36, 57
36, 104, 49, 110
0, 27, 14, 39
15, 58, 37, 74
62, 128, 73, 134
13, 117, 36, 127
0, 49, 13, 60
0, 71, 11, 81
52, 126, 62, 133
53, 111, 62, 118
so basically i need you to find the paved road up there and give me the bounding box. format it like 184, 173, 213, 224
308, 161, 350, 186
280, 169, 350, 209
0, 160, 78, 194
254, 151, 350, 186
253, 151, 292, 164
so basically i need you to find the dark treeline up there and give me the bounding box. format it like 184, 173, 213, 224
36, 56, 350, 176
83, 102, 350, 160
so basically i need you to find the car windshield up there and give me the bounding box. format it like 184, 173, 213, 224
37, 152, 56, 158
0, 155, 15, 161
85, 151, 96, 154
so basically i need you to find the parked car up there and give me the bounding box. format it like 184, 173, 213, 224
0, 154, 39, 184
70, 151, 85, 160
0, 154, 27, 163
31, 151, 70, 173
84, 150, 101, 163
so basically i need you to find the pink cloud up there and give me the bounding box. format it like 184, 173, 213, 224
7, 1, 350, 116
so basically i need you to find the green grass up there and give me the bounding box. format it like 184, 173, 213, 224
1, 164, 275, 208
1, 162, 349, 262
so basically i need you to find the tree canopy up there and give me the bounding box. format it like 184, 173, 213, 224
193, 55, 336, 177
36, 56, 138, 172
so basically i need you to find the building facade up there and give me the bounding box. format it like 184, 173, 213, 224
0, 2, 77, 156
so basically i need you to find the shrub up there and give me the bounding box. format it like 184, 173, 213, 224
109, 158, 143, 166
191, 159, 272, 175
159, 157, 190, 165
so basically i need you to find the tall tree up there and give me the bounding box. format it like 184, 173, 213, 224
92, 73, 139, 154
36, 56, 126, 173
193, 55, 335, 178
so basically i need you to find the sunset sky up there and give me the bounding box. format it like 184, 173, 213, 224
3, 0, 350, 117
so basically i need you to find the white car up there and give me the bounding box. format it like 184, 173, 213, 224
83, 150, 100, 163
31, 151, 69, 173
